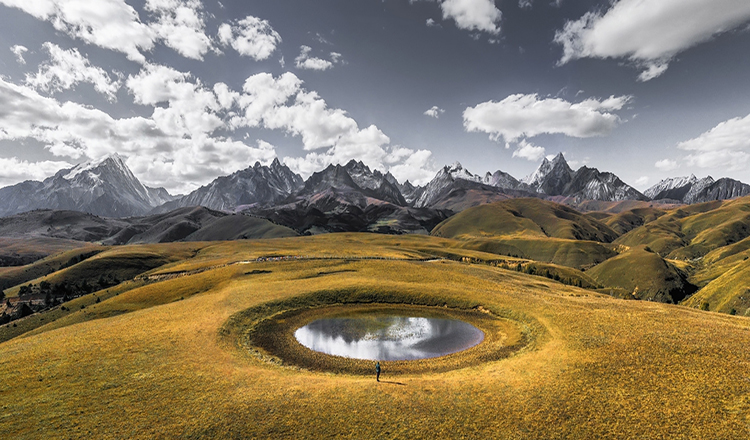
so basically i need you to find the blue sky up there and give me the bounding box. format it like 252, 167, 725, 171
1, 0, 750, 194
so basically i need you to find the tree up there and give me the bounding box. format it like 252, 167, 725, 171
0, 290, 5, 302
19, 285, 32, 295
40, 281, 51, 291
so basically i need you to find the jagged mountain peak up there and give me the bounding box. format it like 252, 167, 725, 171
524, 152, 574, 194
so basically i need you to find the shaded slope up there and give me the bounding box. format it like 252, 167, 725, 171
185, 215, 297, 241
587, 246, 697, 303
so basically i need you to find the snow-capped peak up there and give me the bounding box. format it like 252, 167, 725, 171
643, 174, 699, 199
63, 153, 128, 180
442, 162, 481, 183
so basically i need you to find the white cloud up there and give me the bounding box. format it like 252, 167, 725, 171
295, 46, 333, 71
0, 156, 74, 186
0, 0, 156, 63
463, 93, 631, 143
25, 42, 120, 101
511, 139, 546, 161
519, 0, 562, 8
10, 45, 28, 64
0, 63, 435, 191
385, 148, 435, 185
218, 15, 281, 60
677, 113, 750, 171
0, 74, 275, 194
330, 52, 343, 64
554, 0, 750, 81
655, 159, 679, 171
238, 72, 433, 181
144, 0, 213, 60
426, 18, 437, 27
440, 0, 502, 35
424, 106, 445, 118
126, 63, 224, 138
634, 176, 650, 188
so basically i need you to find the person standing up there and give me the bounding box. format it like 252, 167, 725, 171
375, 361, 381, 382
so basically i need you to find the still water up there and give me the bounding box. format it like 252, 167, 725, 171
294, 315, 484, 361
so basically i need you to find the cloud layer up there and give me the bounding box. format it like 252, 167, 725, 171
554, 0, 750, 81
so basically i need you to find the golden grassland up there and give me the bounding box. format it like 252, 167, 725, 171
1, 233, 749, 439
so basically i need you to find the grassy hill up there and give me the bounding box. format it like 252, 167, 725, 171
1, 234, 749, 439
683, 258, 750, 316
587, 245, 696, 303
432, 198, 618, 242
614, 197, 750, 259
603, 207, 667, 235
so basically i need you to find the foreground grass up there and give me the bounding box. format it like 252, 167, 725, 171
0, 234, 749, 439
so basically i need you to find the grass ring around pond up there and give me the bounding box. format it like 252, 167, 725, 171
222, 294, 534, 375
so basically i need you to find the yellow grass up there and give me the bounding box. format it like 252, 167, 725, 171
1, 234, 749, 438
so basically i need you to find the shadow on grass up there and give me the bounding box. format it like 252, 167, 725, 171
378, 380, 406, 386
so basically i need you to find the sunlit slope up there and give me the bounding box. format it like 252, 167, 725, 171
587, 245, 696, 303
684, 258, 750, 316
603, 207, 667, 235
431, 198, 618, 268
456, 236, 616, 269
0, 245, 103, 291
3, 243, 199, 298
615, 196, 750, 259
432, 198, 618, 242
1, 234, 749, 439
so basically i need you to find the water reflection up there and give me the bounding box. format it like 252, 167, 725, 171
294, 316, 484, 361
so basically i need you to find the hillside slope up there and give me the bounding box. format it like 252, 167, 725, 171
431, 198, 618, 242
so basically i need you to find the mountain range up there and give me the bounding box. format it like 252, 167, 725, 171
1, 153, 749, 233
0, 154, 174, 218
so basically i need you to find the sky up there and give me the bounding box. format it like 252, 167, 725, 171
1, 0, 750, 195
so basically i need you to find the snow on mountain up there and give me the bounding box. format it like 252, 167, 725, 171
685, 177, 750, 204
644, 175, 699, 200
154, 158, 304, 213
0, 153, 175, 218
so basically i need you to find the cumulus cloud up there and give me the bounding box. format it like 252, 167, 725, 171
218, 15, 281, 60
0, 156, 74, 186
236, 72, 433, 180
440, 0, 502, 34
554, 0, 750, 81
634, 176, 649, 188
463, 93, 631, 143
424, 106, 445, 118
655, 159, 679, 171
25, 42, 120, 101
126, 63, 224, 138
426, 18, 438, 27
0, 0, 156, 63
511, 139, 546, 161
144, 0, 213, 60
677, 113, 750, 171
0, 74, 275, 193
10, 45, 28, 64
295, 46, 333, 71
0, 64, 434, 190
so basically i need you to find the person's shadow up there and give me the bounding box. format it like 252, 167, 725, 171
378, 380, 406, 386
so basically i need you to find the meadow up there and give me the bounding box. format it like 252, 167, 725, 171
1, 233, 749, 438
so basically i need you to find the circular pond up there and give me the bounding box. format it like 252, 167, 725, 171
294, 315, 484, 361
